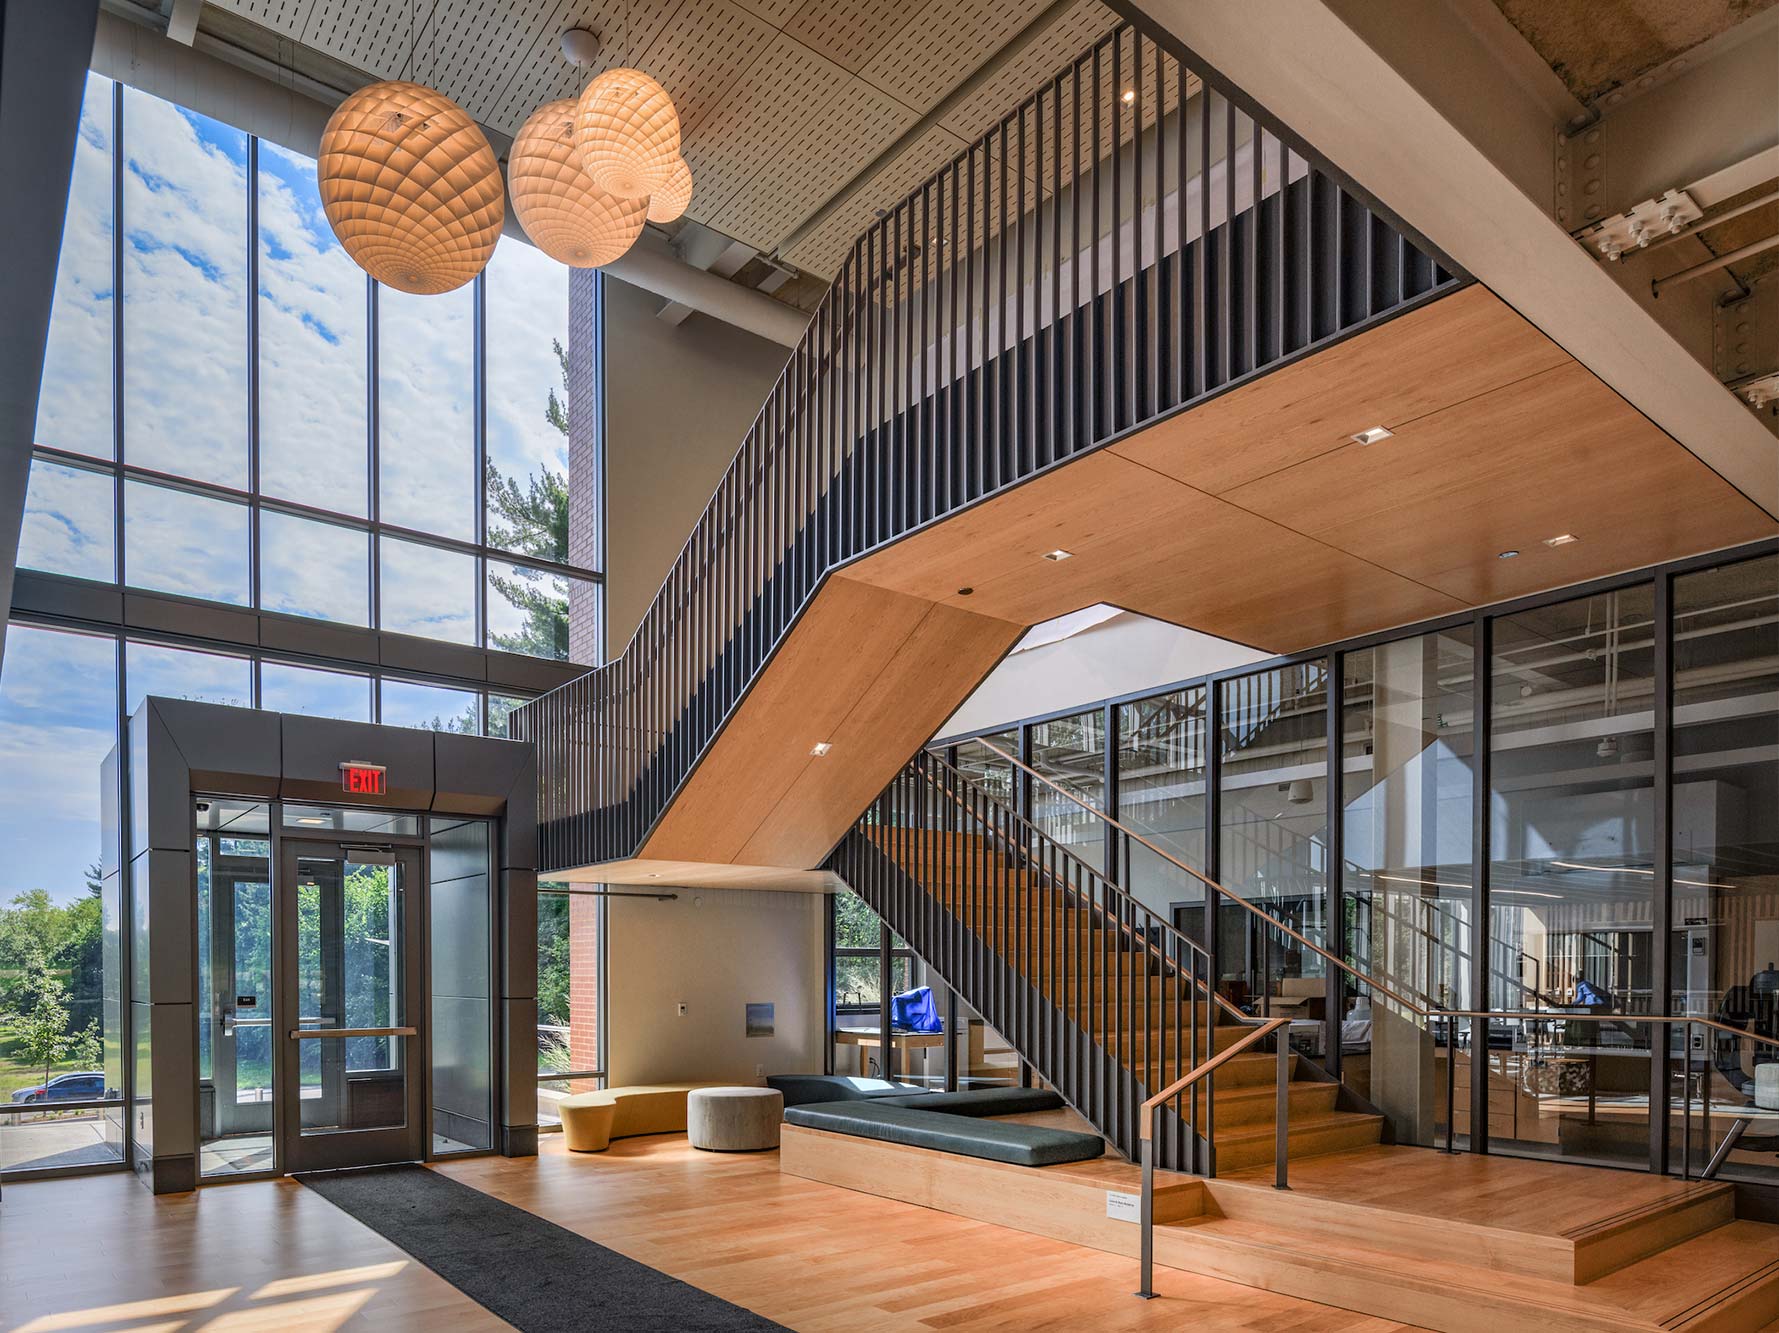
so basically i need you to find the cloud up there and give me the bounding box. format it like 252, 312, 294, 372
123, 478, 250, 605
260, 662, 371, 720
486, 240, 571, 489
379, 284, 476, 539
35, 72, 115, 462
380, 537, 476, 643
260, 509, 369, 624
18, 459, 114, 581
125, 640, 252, 714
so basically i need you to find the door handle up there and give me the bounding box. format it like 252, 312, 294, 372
290, 1026, 417, 1039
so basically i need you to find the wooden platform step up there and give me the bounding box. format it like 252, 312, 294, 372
779, 1126, 1779, 1333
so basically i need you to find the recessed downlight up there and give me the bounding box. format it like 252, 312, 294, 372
1042, 549, 1073, 562
1350, 426, 1393, 446
810, 742, 833, 757
296, 816, 328, 826
1544, 533, 1579, 546
1121, 89, 1135, 105
1497, 549, 1520, 560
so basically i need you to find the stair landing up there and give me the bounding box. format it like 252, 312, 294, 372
780, 1124, 1779, 1332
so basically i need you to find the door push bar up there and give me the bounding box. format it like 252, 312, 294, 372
289, 1026, 418, 1039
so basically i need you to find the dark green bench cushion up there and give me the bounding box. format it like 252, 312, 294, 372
766, 1074, 931, 1108
879, 1086, 1062, 1117
783, 1100, 1104, 1167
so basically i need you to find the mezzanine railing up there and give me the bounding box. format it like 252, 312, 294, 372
514, 17, 1463, 871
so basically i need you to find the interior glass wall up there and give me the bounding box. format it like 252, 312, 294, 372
1031, 711, 1107, 871
1340, 630, 1475, 1146
1218, 661, 1329, 1036
1118, 685, 1209, 924
1669, 553, 1778, 1182
1489, 584, 1657, 1167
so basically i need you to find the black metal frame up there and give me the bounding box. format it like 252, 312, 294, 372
20, 75, 600, 670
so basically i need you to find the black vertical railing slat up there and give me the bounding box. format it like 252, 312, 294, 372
512, 18, 1463, 875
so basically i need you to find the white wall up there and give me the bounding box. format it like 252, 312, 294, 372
940, 607, 1267, 738
603, 272, 790, 654
606, 887, 826, 1085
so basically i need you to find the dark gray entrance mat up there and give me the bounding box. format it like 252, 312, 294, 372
297, 1164, 788, 1332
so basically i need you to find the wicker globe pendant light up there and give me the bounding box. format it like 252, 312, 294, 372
509, 99, 647, 267
318, 80, 504, 295
576, 67, 681, 200
646, 156, 693, 224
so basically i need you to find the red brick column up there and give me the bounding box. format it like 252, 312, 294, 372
568, 891, 600, 1075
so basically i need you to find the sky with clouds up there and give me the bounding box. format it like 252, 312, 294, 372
20, 73, 577, 636
4, 76, 580, 906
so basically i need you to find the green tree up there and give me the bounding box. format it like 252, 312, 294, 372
11, 950, 101, 1090
486, 337, 571, 659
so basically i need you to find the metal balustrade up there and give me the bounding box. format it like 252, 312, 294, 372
515, 17, 1463, 872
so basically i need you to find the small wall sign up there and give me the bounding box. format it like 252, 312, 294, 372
339, 761, 387, 795
746, 1003, 775, 1038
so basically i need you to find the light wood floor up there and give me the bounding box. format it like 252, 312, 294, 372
1, 1136, 1413, 1333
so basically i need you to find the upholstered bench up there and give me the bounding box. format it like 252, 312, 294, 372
765, 1074, 931, 1108
559, 1082, 732, 1152
688, 1086, 784, 1151
783, 1088, 1104, 1168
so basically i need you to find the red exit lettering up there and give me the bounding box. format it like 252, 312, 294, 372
339, 762, 387, 795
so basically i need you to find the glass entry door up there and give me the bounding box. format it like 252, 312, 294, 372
277, 839, 424, 1172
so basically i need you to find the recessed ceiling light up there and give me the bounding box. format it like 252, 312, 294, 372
810, 742, 833, 757
1042, 549, 1073, 562
1121, 89, 1135, 104
1497, 549, 1520, 560
1544, 533, 1579, 546
296, 817, 327, 826
1350, 426, 1393, 446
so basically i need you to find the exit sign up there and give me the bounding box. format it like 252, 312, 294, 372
339, 761, 387, 795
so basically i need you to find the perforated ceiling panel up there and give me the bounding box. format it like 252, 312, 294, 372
687, 33, 919, 251
205, 0, 1128, 276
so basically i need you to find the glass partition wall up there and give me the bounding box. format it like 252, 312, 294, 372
929, 540, 1778, 1183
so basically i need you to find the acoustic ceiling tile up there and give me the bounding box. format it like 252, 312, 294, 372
780, 122, 965, 275
634, 0, 779, 140
861, 0, 1046, 114
783, 0, 915, 78
208, 0, 315, 37
484, 0, 680, 135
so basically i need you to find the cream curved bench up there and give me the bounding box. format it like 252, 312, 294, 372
559, 1083, 732, 1152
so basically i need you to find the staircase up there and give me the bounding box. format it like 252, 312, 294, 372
827, 748, 1382, 1174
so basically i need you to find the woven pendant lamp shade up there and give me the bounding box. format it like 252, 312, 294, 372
318, 80, 504, 295
576, 68, 680, 200
646, 156, 693, 224
510, 99, 646, 267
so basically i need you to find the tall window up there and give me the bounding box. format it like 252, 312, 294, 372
1119, 686, 1208, 921
537, 886, 601, 1128
20, 78, 602, 664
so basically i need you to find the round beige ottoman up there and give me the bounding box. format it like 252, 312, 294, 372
687, 1086, 783, 1152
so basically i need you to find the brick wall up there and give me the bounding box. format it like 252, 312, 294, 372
568, 891, 600, 1074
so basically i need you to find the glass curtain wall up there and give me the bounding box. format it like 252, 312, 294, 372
1340, 630, 1475, 1146
1218, 661, 1330, 1039
1670, 553, 1778, 1182
1118, 686, 1209, 925
21, 74, 600, 664
1031, 711, 1108, 870
927, 540, 1777, 1181
1489, 584, 1658, 1167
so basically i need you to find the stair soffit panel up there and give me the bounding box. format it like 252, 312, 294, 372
636, 577, 1022, 868
840, 284, 1777, 652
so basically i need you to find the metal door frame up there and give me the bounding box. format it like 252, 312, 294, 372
276, 834, 426, 1174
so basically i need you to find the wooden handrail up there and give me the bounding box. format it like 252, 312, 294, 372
1139, 1017, 1291, 1138
973, 740, 1779, 1056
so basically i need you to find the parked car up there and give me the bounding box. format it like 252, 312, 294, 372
9, 1071, 108, 1104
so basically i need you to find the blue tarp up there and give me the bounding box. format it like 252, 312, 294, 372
891, 985, 943, 1033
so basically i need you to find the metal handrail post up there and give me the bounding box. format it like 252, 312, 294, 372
1137, 1104, 1158, 1299
1681, 1018, 1692, 1180
1443, 1015, 1457, 1153
1275, 1028, 1290, 1190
